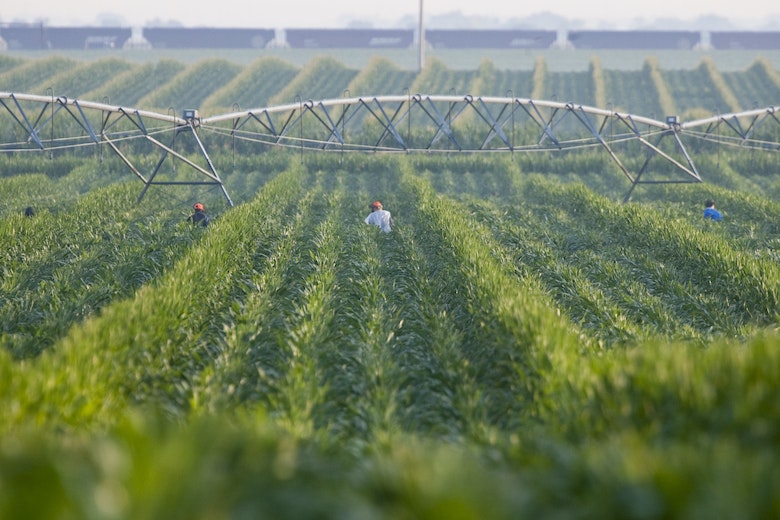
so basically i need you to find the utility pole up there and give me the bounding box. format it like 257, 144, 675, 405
418, 0, 425, 72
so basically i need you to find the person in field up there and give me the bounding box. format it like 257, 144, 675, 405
188, 202, 210, 227
365, 200, 394, 233
703, 199, 723, 221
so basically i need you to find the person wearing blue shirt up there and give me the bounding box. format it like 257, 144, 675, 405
703, 199, 722, 221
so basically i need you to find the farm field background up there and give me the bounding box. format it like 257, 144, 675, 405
0, 48, 779, 518
2, 47, 780, 116
7, 47, 780, 72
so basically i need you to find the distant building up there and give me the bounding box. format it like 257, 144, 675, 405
143, 27, 275, 49
46, 27, 131, 49
84, 36, 119, 49
0, 24, 131, 50
567, 30, 701, 50
123, 27, 152, 50
0, 23, 47, 49
710, 31, 780, 50
1, 24, 778, 52
285, 28, 414, 48
425, 29, 557, 49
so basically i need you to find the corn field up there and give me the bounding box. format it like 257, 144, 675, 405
2, 51, 778, 115
0, 52, 779, 519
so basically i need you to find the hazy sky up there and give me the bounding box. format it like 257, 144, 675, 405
1, 0, 777, 29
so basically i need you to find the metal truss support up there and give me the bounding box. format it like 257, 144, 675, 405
0, 92, 233, 206
137, 124, 232, 205
616, 120, 703, 203
3, 91, 779, 204
685, 106, 780, 151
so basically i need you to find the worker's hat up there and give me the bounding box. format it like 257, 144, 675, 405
193, 202, 204, 211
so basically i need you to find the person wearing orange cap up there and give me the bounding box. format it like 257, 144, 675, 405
364, 200, 393, 233
188, 202, 210, 227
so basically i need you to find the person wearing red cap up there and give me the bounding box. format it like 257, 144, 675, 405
188, 202, 210, 227
364, 200, 393, 233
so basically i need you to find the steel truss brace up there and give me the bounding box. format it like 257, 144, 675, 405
362, 98, 408, 149
621, 120, 701, 181
515, 100, 562, 148
104, 111, 232, 205
56, 99, 100, 143
136, 124, 233, 205
6, 91, 779, 204
319, 97, 408, 150
620, 128, 702, 203
0, 92, 233, 206
569, 105, 634, 183
0, 94, 45, 148
696, 107, 780, 148
470, 96, 513, 150
419, 96, 464, 150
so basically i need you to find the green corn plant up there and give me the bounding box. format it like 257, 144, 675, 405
137, 58, 242, 113
201, 56, 299, 113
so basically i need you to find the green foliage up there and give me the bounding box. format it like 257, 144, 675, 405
0, 180, 197, 358
0, 54, 25, 73
603, 67, 663, 115
700, 56, 742, 113
1, 52, 780, 518
138, 58, 242, 113
83, 59, 187, 107
410, 57, 478, 96
346, 56, 418, 97
269, 56, 359, 106
29, 57, 134, 100
0, 55, 77, 94
590, 56, 607, 108
644, 57, 676, 117
1, 51, 777, 118
662, 58, 732, 116
530, 55, 546, 99
201, 56, 300, 113
545, 69, 595, 105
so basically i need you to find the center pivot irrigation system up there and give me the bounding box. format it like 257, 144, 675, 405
1, 91, 778, 204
